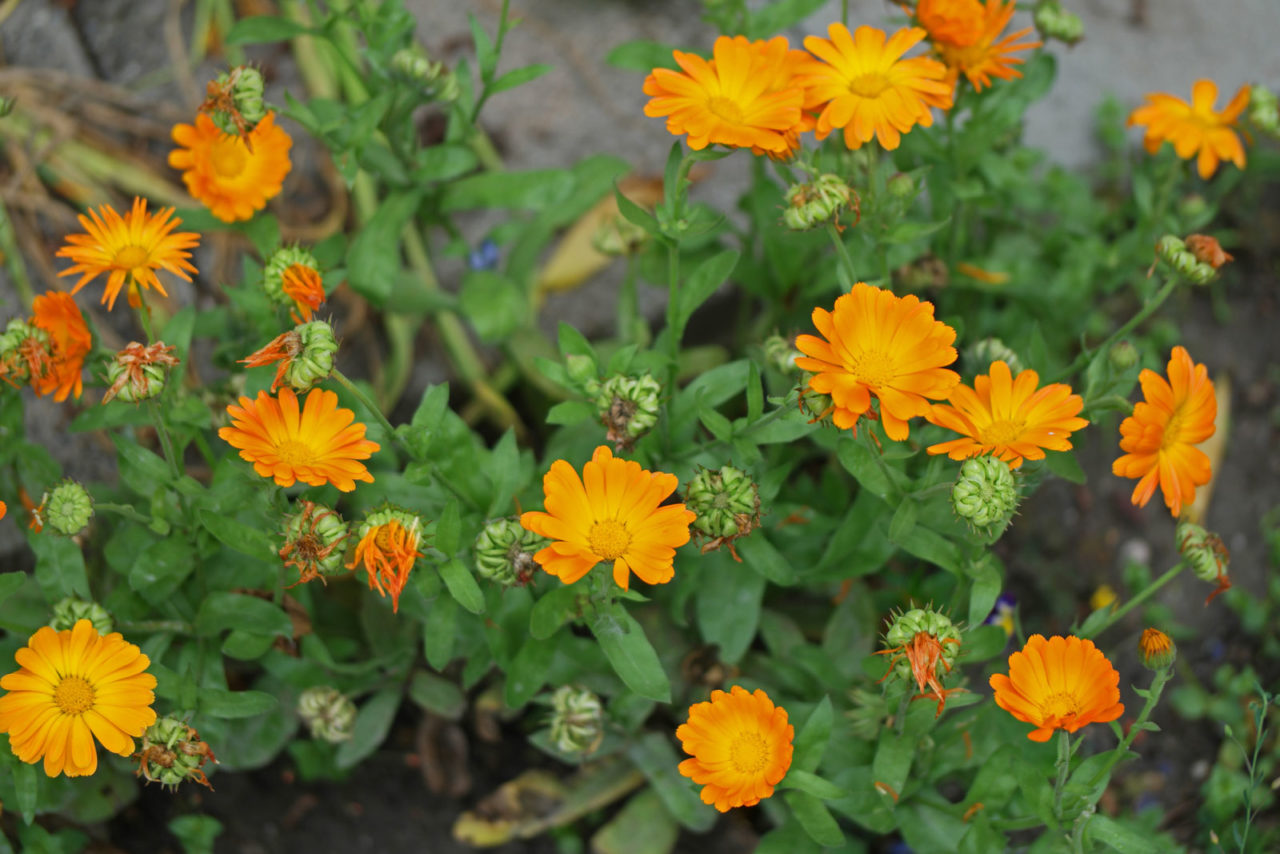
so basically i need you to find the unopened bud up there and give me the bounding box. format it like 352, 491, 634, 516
1108, 340, 1139, 372
1177, 194, 1209, 222
390, 48, 459, 102
287, 322, 337, 390
1033, 0, 1084, 45
799, 380, 835, 426
1176, 521, 1231, 604
1154, 235, 1216, 285
548, 685, 604, 755
951, 456, 1018, 536
686, 465, 760, 543
49, 598, 113, 634
134, 717, 218, 789
298, 687, 358, 743
595, 373, 661, 452
565, 354, 598, 387
967, 338, 1023, 376
263, 246, 321, 309
763, 334, 801, 375
280, 501, 349, 585
1138, 627, 1176, 671
782, 174, 856, 230
1248, 85, 1280, 139
474, 517, 547, 587
591, 213, 647, 257
886, 173, 916, 200
43, 480, 93, 536
207, 67, 266, 135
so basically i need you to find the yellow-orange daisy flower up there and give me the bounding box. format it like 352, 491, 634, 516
347, 511, 425, 613
1128, 80, 1249, 180
218, 387, 380, 492
677, 686, 793, 812
0, 619, 157, 777
800, 24, 952, 151
643, 35, 806, 154
926, 360, 1088, 468
520, 445, 695, 590
30, 291, 92, 402
916, 0, 986, 48
1112, 346, 1216, 517
56, 198, 199, 311
282, 263, 325, 322
989, 634, 1123, 742
794, 282, 959, 440
929, 0, 1040, 92
0, 501, 6, 520
169, 112, 292, 223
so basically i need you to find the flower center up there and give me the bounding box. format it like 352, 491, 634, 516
588, 519, 631, 561
728, 730, 770, 775
275, 439, 318, 468
979, 418, 1024, 446
849, 73, 891, 99
113, 245, 151, 270
706, 95, 747, 125
53, 676, 95, 716
848, 349, 896, 388
1160, 406, 1187, 449
1040, 691, 1082, 720
210, 138, 249, 178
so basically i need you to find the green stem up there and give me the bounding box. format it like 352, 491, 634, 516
840, 0, 849, 26
331, 368, 408, 455
1086, 666, 1173, 789
1082, 561, 1185, 639
0, 199, 33, 308
115, 619, 193, 635
1051, 274, 1180, 384
94, 502, 154, 525
146, 400, 182, 480
1052, 729, 1073, 820
827, 222, 857, 286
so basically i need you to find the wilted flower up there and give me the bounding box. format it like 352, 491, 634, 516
1184, 234, 1233, 270
297, 686, 357, 743
262, 246, 326, 322
595, 373, 662, 452
103, 342, 180, 404
279, 501, 349, 586
133, 717, 218, 790
240, 321, 338, 392
878, 607, 964, 716
0, 319, 52, 388
200, 66, 267, 136
685, 465, 761, 559
782, 174, 857, 231
1176, 520, 1231, 604
347, 508, 427, 612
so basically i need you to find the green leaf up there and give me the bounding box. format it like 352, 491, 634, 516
962, 744, 1019, 810
624, 733, 716, 832
504, 636, 555, 708
460, 271, 526, 342
128, 537, 192, 604
441, 169, 573, 211
962, 624, 1009, 662
346, 190, 421, 304
12, 760, 36, 823
791, 696, 833, 773
439, 559, 485, 615
747, 0, 826, 39
674, 249, 738, 333
335, 686, 401, 769
605, 40, 681, 72
0, 571, 25, 604
836, 437, 892, 499
732, 532, 794, 585
899, 527, 964, 574
1044, 450, 1087, 484
468, 12, 497, 79
490, 63, 553, 94
168, 815, 222, 854
589, 605, 670, 702
529, 583, 579, 639
423, 594, 458, 669
29, 534, 89, 599
409, 670, 466, 719
487, 429, 520, 516
435, 498, 461, 555
196, 592, 292, 637
695, 558, 764, 663
1085, 815, 1165, 853
197, 510, 276, 562
413, 144, 478, 182
887, 499, 917, 544
780, 770, 846, 800
967, 554, 1002, 626
697, 405, 734, 441
199, 688, 277, 719
546, 400, 595, 425
785, 791, 845, 847
614, 184, 660, 237
225, 15, 309, 44
872, 730, 915, 795
590, 789, 680, 854
113, 434, 172, 494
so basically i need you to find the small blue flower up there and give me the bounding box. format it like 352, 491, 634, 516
468, 238, 500, 271
984, 592, 1018, 637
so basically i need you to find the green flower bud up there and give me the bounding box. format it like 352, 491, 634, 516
951, 456, 1018, 536
886, 173, 916, 200
686, 465, 761, 542
1176, 521, 1231, 603
783, 174, 856, 230
1033, 0, 1084, 45
1108, 340, 1139, 372
135, 717, 218, 789
280, 501, 349, 583
1177, 194, 1210, 222
548, 685, 604, 755
798, 379, 835, 426
263, 246, 320, 308
286, 321, 338, 391
882, 606, 962, 686
390, 47, 460, 102
49, 599, 113, 635
1248, 85, 1280, 139
595, 373, 661, 451
208, 67, 267, 135
565, 354, 598, 387
1139, 628, 1176, 671
591, 213, 647, 257
762, 335, 800, 375
966, 338, 1023, 376
297, 686, 357, 743
1154, 234, 1215, 284
43, 480, 93, 536
846, 686, 890, 741
474, 517, 548, 586
0, 319, 50, 385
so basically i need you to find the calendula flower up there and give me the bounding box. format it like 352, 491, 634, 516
1138, 628, 1176, 670
347, 508, 426, 612
795, 282, 960, 440
240, 322, 337, 393
677, 686, 793, 812
0, 501, 6, 520
520, 445, 695, 590
926, 360, 1088, 468
30, 291, 91, 402
989, 634, 1123, 742
0, 619, 157, 777
218, 387, 380, 492
800, 24, 952, 151
642, 35, 806, 154
102, 342, 179, 404
916, 0, 986, 47
929, 0, 1041, 92
1112, 346, 1216, 517
169, 112, 292, 223
55, 198, 199, 311
1128, 80, 1250, 179
279, 500, 349, 586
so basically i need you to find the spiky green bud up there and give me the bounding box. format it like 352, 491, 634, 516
596, 373, 661, 451
281, 502, 349, 579
782, 174, 855, 230
1249, 85, 1280, 140
1108, 340, 1139, 372
686, 465, 760, 541
49, 599, 113, 635
474, 517, 547, 587
44, 480, 93, 536
548, 685, 604, 755
847, 685, 890, 741
135, 717, 218, 789
209, 67, 266, 135
966, 338, 1023, 376
886, 173, 916, 200
1155, 235, 1216, 285
1033, 0, 1084, 45
951, 456, 1018, 536
262, 246, 320, 308
1176, 521, 1231, 604
286, 321, 338, 391
883, 607, 962, 683
390, 48, 459, 102
297, 687, 357, 743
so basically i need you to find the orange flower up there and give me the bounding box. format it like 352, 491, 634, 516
643, 35, 807, 154
30, 291, 91, 402
0, 501, 6, 520
520, 445, 695, 590
989, 634, 1124, 742
241, 330, 304, 393
930, 0, 1040, 92
1128, 80, 1249, 180
169, 112, 292, 223
1112, 346, 1216, 517
0, 620, 157, 777
795, 282, 959, 440
282, 264, 325, 322
800, 24, 952, 151
56, 198, 199, 311
347, 511, 424, 613
916, 0, 986, 47
926, 360, 1088, 468
218, 387, 380, 492
677, 686, 793, 812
